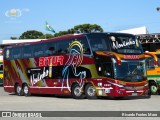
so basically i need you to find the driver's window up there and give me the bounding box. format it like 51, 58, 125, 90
103, 63, 113, 78
146, 58, 155, 70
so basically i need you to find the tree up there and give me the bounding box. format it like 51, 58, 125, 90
19, 30, 43, 39
10, 37, 17, 40
156, 7, 160, 11
39, 34, 54, 39
54, 31, 69, 37
73, 24, 103, 33
53, 24, 104, 37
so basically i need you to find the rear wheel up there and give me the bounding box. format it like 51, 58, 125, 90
15, 84, 23, 96
71, 84, 85, 99
22, 84, 30, 96
85, 84, 97, 99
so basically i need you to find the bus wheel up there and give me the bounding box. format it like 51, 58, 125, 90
15, 84, 23, 96
85, 84, 97, 99
71, 84, 85, 99
157, 90, 160, 95
150, 84, 158, 95
23, 84, 30, 96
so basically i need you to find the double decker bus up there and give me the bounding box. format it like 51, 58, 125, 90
145, 51, 160, 94
3, 33, 149, 99
138, 33, 160, 94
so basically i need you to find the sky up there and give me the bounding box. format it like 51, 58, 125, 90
0, 0, 160, 43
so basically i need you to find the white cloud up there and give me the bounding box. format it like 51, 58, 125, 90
5, 8, 31, 18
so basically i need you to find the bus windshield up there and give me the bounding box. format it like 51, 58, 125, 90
87, 33, 143, 54
113, 59, 146, 82
109, 34, 142, 54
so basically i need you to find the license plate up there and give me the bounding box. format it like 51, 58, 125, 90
132, 93, 137, 96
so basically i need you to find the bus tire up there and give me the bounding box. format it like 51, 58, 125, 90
15, 84, 23, 96
158, 90, 160, 95
85, 84, 97, 99
150, 84, 158, 95
71, 84, 85, 99
23, 84, 31, 96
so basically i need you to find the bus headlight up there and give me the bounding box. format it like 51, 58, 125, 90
144, 83, 148, 87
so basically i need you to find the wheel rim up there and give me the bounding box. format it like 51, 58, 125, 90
74, 86, 82, 97
16, 85, 21, 94
151, 85, 157, 93
23, 86, 29, 95
87, 86, 96, 97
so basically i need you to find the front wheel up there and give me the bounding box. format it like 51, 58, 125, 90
85, 84, 97, 99
157, 90, 160, 95
150, 84, 158, 95
71, 84, 85, 99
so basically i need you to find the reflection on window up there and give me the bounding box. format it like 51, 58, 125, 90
57, 40, 70, 54
87, 34, 108, 52
33, 45, 44, 57
72, 38, 91, 54
13, 48, 21, 59
114, 60, 146, 82
44, 42, 56, 56
23, 46, 33, 58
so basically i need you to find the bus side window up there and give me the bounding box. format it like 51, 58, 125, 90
23, 46, 33, 58
81, 38, 91, 54
57, 40, 71, 54
12, 47, 22, 59
33, 45, 44, 57
44, 43, 56, 56
71, 37, 91, 55
103, 63, 113, 78
88, 35, 108, 52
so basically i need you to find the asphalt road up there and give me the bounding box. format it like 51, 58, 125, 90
0, 86, 159, 120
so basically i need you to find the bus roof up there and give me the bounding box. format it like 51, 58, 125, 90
4, 32, 135, 49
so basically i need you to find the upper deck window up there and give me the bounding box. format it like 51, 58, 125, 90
44, 42, 57, 56
33, 44, 44, 57
23, 45, 33, 58
87, 34, 109, 52
12, 47, 22, 59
